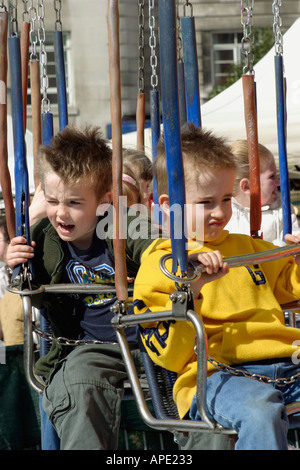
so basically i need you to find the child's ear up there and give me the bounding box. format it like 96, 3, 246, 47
158, 194, 170, 217
240, 178, 250, 195
101, 191, 113, 205
96, 191, 113, 216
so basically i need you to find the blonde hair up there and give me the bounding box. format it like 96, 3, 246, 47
38, 125, 112, 200
123, 149, 153, 182
122, 149, 153, 206
230, 140, 274, 195
154, 122, 236, 196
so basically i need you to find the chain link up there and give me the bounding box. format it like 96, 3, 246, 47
176, 0, 183, 62
54, 0, 62, 31
183, 0, 193, 17
208, 355, 300, 386
148, 0, 158, 89
36, 324, 300, 386
194, 336, 300, 386
22, 0, 30, 22
33, 325, 117, 347
9, 0, 18, 36
138, 0, 145, 93
37, 0, 50, 113
272, 0, 283, 56
0, 1, 7, 12
241, 0, 254, 74
28, 0, 38, 60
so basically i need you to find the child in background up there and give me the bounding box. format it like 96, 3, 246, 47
226, 140, 300, 245
134, 123, 300, 450
123, 149, 153, 209
122, 165, 141, 206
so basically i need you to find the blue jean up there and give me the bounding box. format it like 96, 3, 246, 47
190, 360, 300, 450
40, 394, 60, 450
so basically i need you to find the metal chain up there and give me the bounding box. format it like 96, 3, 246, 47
193, 336, 300, 386
53, 0, 62, 31
9, 0, 18, 36
0, 1, 7, 12
183, 0, 193, 17
176, 0, 183, 62
37, 0, 50, 113
241, 0, 254, 74
28, 0, 38, 60
33, 324, 117, 347
36, 323, 300, 386
22, 0, 30, 22
148, 0, 158, 90
272, 0, 283, 56
207, 355, 300, 387
138, 0, 145, 93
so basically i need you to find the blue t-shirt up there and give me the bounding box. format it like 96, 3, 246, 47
63, 233, 137, 343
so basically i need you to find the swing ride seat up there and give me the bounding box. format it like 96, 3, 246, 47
111, 298, 237, 436
110, 244, 300, 442
138, 338, 180, 421
17, 282, 236, 436
16, 261, 300, 446
14, 239, 300, 442
111, 295, 300, 446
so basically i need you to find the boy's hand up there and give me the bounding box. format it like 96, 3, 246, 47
6, 236, 35, 269
188, 250, 229, 299
284, 234, 300, 265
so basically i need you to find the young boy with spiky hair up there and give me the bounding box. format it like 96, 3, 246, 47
6, 125, 157, 450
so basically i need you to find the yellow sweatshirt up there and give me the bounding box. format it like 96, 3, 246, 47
133, 231, 300, 419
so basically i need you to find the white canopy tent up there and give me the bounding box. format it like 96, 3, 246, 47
200, 18, 300, 176
123, 18, 300, 177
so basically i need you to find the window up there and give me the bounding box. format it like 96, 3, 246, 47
27, 30, 71, 109
211, 32, 243, 87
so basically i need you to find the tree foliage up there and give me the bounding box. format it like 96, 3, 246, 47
208, 27, 274, 99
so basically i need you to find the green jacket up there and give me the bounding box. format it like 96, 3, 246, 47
30, 211, 160, 380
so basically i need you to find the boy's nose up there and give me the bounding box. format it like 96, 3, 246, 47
211, 204, 225, 218
57, 205, 69, 219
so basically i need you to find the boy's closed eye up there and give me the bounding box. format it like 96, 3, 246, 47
46, 199, 58, 205
69, 200, 82, 205
197, 196, 232, 205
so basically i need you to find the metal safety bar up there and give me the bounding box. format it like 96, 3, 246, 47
160, 243, 300, 284
113, 243, 300, 434
22, 295, 45, 395
111, 297, 236, 435
15, 243, 300, 431
13, 283, 134, 396
8, 283, 134, 296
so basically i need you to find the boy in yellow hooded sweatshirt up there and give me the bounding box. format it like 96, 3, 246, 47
134, 123, 300, 450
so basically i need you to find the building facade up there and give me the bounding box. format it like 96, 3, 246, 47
6, 0, 300, 139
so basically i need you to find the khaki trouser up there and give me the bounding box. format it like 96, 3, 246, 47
41, 342, 233, 450
42, 343, 136, 450
0, 291, 24, 346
